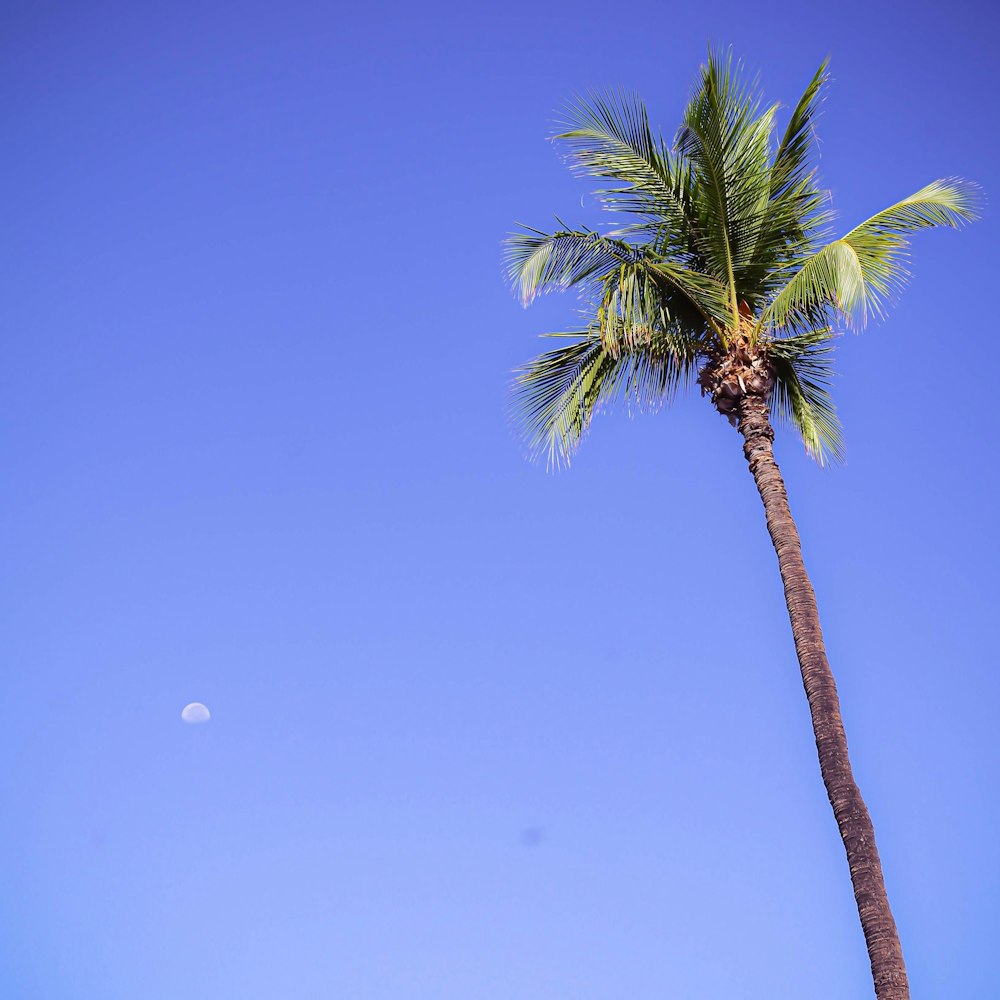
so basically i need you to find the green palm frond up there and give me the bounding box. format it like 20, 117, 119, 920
555, 93, 692, 232
767, 330, 844, 464
504, 227, 637, 306
504, 225, 730, 345
511, 335, 614, 468
759, 178, 982, 332
675, 51, 780, 321
597, 260, 662, 354
771, 59, 828, 200
511, 329, 702, 467
651, 259, 732, 331
596, 257, 730, 351
743, 61, 833, 304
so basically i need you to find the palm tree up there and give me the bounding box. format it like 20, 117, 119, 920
504, 52, 979, 1000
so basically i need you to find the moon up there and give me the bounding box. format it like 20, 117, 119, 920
181, 702, 211, 724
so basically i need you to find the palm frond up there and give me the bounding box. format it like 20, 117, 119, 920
675, 50, 780, 321
505, 225, 730, 345
652, 259, 732, 331
832, 178, 982, 322
504, 227, 636, 306
759, 178, 982, 332
741, 61, 833, 306
771, 59, 829, 199
596, 257, 730, 352
767, 329, 844, 464
511, 329, 702, 468
555, 92, 693, 232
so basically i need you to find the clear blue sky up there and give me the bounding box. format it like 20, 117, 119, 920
2, 1, 997, 997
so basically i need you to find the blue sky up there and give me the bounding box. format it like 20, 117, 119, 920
1, 1, 997, 997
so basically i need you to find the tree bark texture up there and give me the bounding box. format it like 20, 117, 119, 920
736, 392, 909, 1000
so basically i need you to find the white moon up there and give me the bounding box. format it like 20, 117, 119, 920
181, 702, 211, 724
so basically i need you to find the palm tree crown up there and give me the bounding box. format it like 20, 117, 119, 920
505, 52, 979, 467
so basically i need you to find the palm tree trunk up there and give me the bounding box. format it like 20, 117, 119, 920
736, 392, 909, 1000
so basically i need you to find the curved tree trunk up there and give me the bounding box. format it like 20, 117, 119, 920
736, 392, 909, 1000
